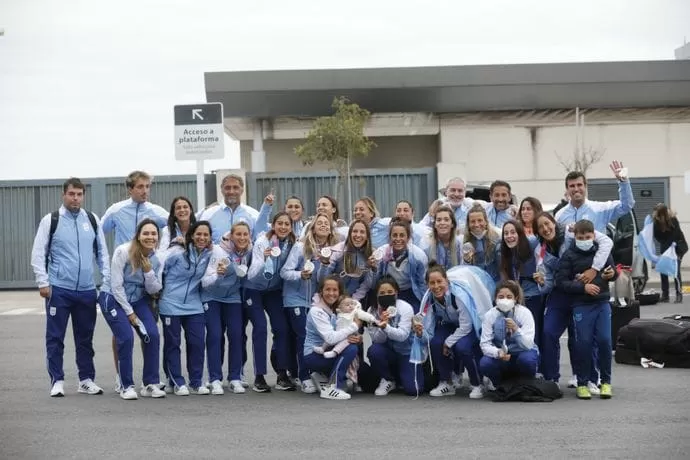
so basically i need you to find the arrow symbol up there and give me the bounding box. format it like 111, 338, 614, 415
192, 109, 204, 121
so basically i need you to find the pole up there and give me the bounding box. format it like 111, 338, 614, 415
196, 159, 205, 211
346, 151, 352, 223
575, 107, 580, 155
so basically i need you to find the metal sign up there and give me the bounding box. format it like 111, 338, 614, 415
174, 103, 225, 160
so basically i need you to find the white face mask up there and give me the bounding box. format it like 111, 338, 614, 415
496, 298, 515, 313
471, 230, 487, 240
575, 239, 594, 251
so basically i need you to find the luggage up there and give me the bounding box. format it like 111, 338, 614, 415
615, 316, 690, 368
610, 300, 640, 350
636, 291, 660, 306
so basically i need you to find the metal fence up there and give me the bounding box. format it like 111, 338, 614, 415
245, 167, 438, 222
0, 175, 217, 289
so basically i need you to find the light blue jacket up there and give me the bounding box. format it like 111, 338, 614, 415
303, 299, 359, 356
380, 218, 432, 248
244, 234, 293, 292
197, 202, 261, 243
319, 241, 374, 301
555, 180, 635, 233
419, 235, 464, 271
201, 245, 250, 304
31, 206, 110, 291
461, 235, 501, 282
100, 242, 162, 315
485, 204, 513, 229
280, 242, 328, 308
158, 245, 212, 316
368, 217, 392, 249
375, 243, 429, 301
366, 300, 415, 355
101, 198, 168, 248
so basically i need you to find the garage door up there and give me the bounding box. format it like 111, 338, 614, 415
587, 177, 669, 229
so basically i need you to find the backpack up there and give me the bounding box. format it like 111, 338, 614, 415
615, 316, 690, 368
46, 210, 99, 269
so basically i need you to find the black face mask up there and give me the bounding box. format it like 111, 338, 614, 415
377, 294, 397, 308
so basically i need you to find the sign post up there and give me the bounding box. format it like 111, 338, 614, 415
174, 103, 225, 211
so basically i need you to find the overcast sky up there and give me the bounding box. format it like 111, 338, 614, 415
0, 0, 688, 180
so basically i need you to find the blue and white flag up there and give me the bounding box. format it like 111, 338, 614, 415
638, 215, 679, 277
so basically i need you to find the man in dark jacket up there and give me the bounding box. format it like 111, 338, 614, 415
556, 219, 617, 401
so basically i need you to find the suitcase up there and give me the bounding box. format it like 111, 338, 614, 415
610, 300, 640, 350
615, 316, 690, 368
636, 291, 660, 306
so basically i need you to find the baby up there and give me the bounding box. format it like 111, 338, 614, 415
314, 297, 378, 359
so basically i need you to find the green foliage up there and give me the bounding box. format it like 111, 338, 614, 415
294, 97, 375, 174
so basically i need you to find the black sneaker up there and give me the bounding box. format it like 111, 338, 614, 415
275, 374, 297, 391
252, 376, 271, 393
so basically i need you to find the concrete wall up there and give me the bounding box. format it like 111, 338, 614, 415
239, 135, 438, 172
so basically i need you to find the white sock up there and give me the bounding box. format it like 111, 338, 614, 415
324, 351, 337, 359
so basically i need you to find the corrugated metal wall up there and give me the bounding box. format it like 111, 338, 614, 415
588, 177, 669, 230
245, 167, 437, 222
0, 175, 216, 289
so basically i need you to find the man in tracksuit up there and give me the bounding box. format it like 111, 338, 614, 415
101, 170, 168, 391
31, 177, 110, 397
556, 219, 618, 400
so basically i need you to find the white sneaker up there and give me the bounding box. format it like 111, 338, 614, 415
240, 373, 250, 388
483, 377, 496, 392
50, 380, 65, 397
587, 381, 601, 395
310, 372, 329, 392
469, 385, 485, 399
229, 380, 246, 394
120, 386, 138, 400
320, 385, 351, 400
210, 380, 224, 395
78, 379, 103, 395
174, 385, 190, 396
164, 385, 174, 395
568, 376, 578, 388
293, 377, 301, 387
301, 379, 317, 394
140, 384, 166, 398
114, 375, 122, 394
374, 378, 396, 396
191, 385, 210, 395
430, 381, 456, 397
156, 382, 166, 391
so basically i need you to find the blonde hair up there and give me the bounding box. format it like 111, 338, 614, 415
356, 197, 380, 219
303, 213, 339, 260
463, 204, 499, 265
128, 218, 160, 273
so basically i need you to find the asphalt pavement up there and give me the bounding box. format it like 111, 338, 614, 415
0, 291, 689, 460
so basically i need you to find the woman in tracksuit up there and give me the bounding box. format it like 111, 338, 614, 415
280, 212, 340, 393
422, 262, 488, 399
499, 220, 544, 350
533, 212, 613, 392
421, 206, 463, 271
98, 218, 165, 400
353, 197, 391, 249
244, 211, 295, 393
303, 275, 361, 401
461, 204, 501, 283
158, 220, 213, 396
373, 219, 428, 313
159, 196, 196, 250
366, 276, 423, 397
201, 221, 252, 396
321, 219, 377, 302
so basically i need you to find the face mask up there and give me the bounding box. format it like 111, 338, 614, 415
575, 239, 594, 251
377, 294, 397, 308
496, 298, 515, 313
471, 230, 487, 240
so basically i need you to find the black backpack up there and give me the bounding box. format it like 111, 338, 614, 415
45, 210, 99, 269
615, 316, 690, 368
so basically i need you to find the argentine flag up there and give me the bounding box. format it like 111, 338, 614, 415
638, 215, 679, 278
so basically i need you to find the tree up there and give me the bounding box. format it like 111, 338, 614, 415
295, 97, 375, 220
555, 146, 606, 175
554, 108, 605, 175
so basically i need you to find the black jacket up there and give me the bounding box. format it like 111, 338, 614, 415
556, 242, 618, 304
654, 217, 688, 257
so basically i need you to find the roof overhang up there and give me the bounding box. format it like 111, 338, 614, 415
205, 60, 690, 118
